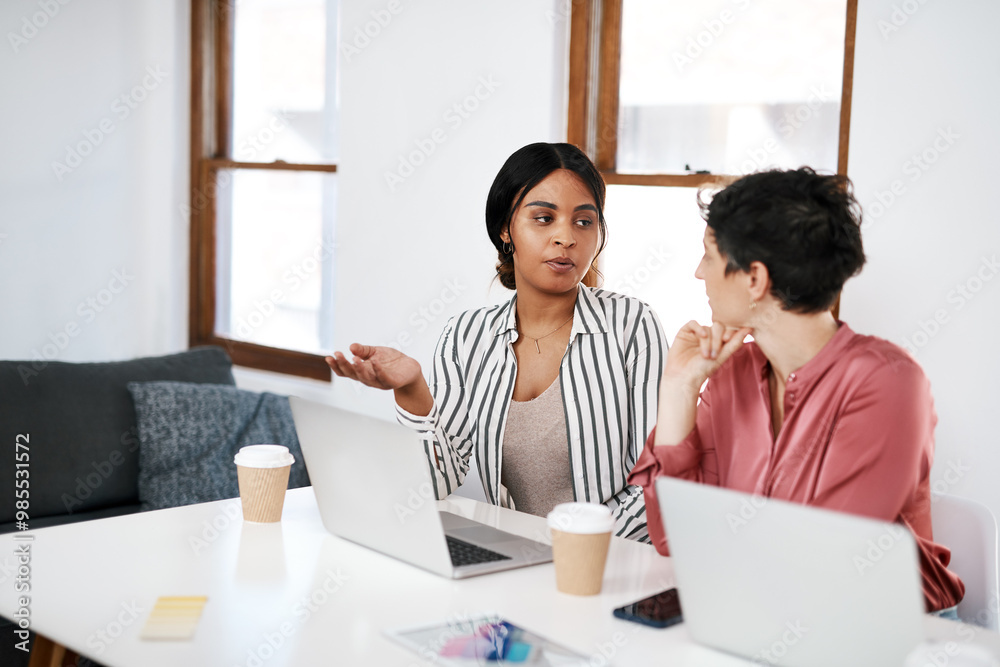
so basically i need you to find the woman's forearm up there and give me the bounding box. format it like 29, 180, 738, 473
654, 379, 701, 446
393, 377, 434, 417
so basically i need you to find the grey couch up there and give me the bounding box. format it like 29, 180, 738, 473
0, 347, 238, 534
0, 347, 253, 667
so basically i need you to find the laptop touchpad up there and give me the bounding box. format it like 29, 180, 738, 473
449, 526, 514, 545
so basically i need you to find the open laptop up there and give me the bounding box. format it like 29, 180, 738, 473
655, 477, 926, 667
289, 396, 552, 578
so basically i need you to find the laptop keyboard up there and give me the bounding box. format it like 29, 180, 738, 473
445, 535, 512, 567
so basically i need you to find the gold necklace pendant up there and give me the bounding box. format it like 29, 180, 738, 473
518, 313, 573, 355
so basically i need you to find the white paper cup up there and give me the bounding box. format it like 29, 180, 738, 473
547, 502, 615, 595
234, 445, 295, 523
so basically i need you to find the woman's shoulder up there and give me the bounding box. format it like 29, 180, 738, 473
440, 297, 515, 341
587, 285, 652, 306
838, 327, 926, 381
583, 286, 659, 322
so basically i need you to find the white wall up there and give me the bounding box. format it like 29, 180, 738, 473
842, 0, 1000, 521
235, 0, 571, 423
0, 0, 568, 501
0, 0, 189, 362
11, 0, 992, 521
322, 0, 569, 416
234, 0, 570, 501
0, 0, 567, 379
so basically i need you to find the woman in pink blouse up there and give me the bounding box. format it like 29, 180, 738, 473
629, 167, 965, 613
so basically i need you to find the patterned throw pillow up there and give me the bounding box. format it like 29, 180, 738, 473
127, 381, 310, 510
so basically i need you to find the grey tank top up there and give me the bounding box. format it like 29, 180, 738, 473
500, 376, 575, 517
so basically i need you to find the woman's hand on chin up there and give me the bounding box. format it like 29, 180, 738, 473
325, 343, 423, 391
664, 321, 752, 389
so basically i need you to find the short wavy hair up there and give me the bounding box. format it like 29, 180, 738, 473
699, 167, 866, 314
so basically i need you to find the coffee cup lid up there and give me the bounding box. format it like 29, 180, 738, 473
547, 502, 614, 534
234, 444, 294, 468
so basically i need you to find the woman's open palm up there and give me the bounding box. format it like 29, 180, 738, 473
326, 344, 423, 391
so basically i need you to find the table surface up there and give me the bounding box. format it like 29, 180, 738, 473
1, 487, 998, 666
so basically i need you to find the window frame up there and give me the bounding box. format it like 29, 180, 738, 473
568, 0, 858, 318
567, 0, 858, 184
189, 0, 334, 381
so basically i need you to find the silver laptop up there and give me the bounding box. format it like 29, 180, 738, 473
290, 397, 552, 578
655, 477, 925, 667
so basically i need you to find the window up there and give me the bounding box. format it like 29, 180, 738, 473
569, 0, 857, 335
189, 0, 338, 380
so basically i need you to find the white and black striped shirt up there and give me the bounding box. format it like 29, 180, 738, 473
397, 284, 667, 541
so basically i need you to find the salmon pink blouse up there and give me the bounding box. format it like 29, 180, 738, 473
628, 323, 964, 612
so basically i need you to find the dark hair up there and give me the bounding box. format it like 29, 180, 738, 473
699, 167, 866, 314
486, 142, 607, 290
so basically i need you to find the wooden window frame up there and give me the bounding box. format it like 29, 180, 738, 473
569, 0, 857, 317
189, 0, 334, 381
568, 0, 858, 184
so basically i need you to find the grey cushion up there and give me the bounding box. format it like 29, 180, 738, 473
0, 347, 235, 527
127, 381, 310, 511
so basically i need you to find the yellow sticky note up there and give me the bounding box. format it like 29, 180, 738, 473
140, 596, 208, 640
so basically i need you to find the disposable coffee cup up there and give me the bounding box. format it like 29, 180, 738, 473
234, 445, 295, 523
547, 502, 614, 595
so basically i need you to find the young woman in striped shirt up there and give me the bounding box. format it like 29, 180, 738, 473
327, 142, 667, 540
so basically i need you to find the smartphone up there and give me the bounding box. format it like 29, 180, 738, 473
612, 588, 684, 629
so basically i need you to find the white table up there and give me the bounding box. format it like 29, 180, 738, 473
1, 488, 997, 666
